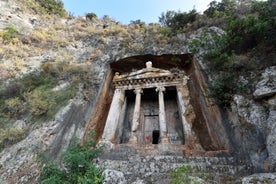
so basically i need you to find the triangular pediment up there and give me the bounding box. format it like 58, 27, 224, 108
112, 61, 184, 89
114, 67, 173, 81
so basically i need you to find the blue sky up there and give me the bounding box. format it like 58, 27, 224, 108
61, 0, 220, 24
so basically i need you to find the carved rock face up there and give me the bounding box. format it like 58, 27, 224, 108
91, 54, 230, 156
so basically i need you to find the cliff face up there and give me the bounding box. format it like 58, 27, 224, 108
0, 0, 275, 183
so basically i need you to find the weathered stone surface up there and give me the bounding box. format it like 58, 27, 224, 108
253, 66, 276, 99
0, 97, 89, 183
103, 169, 126, 184
230, 95, 270, 171
232, 95, 267, 131
97, 146, 253, 183
242, 173, 276, 184
267, 98, 276, 171
0, 0, 35, 34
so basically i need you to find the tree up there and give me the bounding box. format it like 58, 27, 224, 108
36, 0, 66, 17
130, 19, 146, 27
204, 0, 237, 18
159, 10, 176, 27
86, 12, 97, 20
159, 10, 198, 34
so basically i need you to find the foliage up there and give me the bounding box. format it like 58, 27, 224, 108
86, 12, 97, 20
3, 97, 25, 118
0, 59, 97, 150
35, 0, 66, 17
130, 19, 146, 27
0, 127, 25, 147
24, 89, 56, 116
171, 165, 208, 184
39, 132, 104, 184
208, 72, 245, 107
186, 0, 276, 107
159, 10, 199, 34
1, 26, 19, 44
204, 0, 238, 18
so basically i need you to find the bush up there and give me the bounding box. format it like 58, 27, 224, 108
1, 26, 19, 43
86, 12, 97, 20
159, 10, 199, 34
208, 72, 244, 107
204, 0, 237, 18
39, 132, 104, 184
35, 0, 66, 17
25, 89, 56, 116
130, 20, 146, 27
0, 127, 25, 147
4, 97, 25, 118
171, 165, 208, 184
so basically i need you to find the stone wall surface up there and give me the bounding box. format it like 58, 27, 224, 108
97, 145, 253, 184
0, 96, 91, 183
229, 66, 276, 172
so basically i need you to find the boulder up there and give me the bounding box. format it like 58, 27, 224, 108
253, 66, 276, 99
242, 173, 276, 184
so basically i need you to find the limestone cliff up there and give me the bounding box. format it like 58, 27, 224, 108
0, 0, 275, 183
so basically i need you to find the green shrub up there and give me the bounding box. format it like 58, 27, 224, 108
39, 132, 104, 184
35, 0, 66, 17
204, 0, 237, 18
130, 19, 146, 27
208, 72, 244, 107
86, 12, 97, 20
159, 10, 199, 34
25, 89, 56, 116
4, 97, 25, 118
0, 127, 25, 146
1, 26, 19, 43
171, 165, 208, 184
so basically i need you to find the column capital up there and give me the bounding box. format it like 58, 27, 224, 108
156, 86, 165, 92
134, 88, 143, 95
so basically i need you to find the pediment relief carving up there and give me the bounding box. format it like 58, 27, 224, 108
113, 61, 185, 88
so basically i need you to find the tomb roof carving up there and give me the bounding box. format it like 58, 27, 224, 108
113, 61, 185, 89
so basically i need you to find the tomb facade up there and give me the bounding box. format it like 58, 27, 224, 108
87, 54, 230, 156
101, 61, 193, 148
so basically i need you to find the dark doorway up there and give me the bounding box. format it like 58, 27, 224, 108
152, 130, 160, 144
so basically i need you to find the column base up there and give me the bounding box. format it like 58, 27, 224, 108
128, 133, 138, 144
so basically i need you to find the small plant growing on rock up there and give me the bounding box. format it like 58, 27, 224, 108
171, 165, 208, 184
4, 97, 25, 118
39, 132, 104, 184
1, 26, 19, 44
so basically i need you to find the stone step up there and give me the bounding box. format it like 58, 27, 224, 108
97, 158, 249, 175
100, 152, 242, 166
98, 146, 253, 183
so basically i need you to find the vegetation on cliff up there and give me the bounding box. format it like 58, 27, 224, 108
39, 132, 103, 184
0, 61, 96, 150
173, 0, 276, 107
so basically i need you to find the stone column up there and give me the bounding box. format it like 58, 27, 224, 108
101, 88, 125, 141
129, 88, 143, 143
176, 85, 193, 147
156, 86, 169, 143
